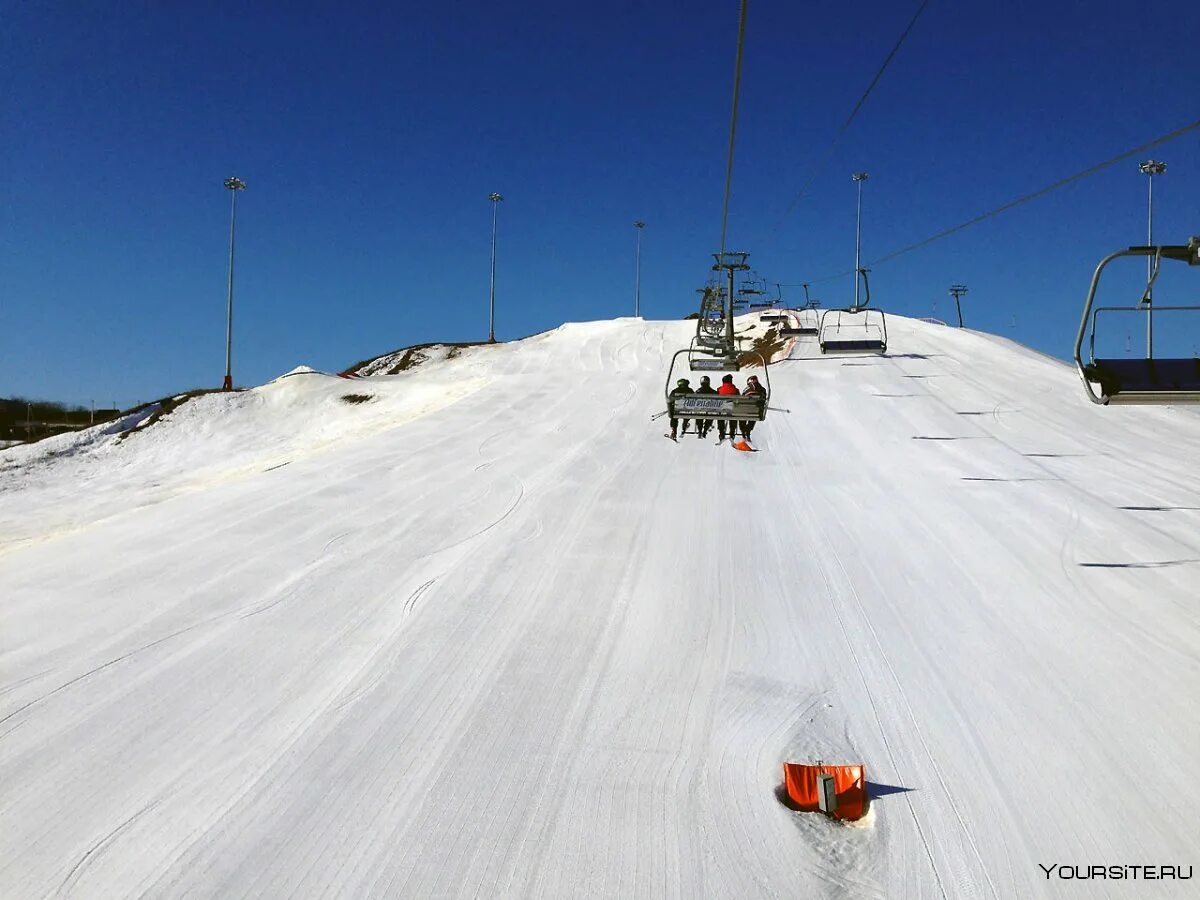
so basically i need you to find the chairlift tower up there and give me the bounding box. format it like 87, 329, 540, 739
222, 177, 246, 391
1139, 160, 1166, 358
949, 284, 968, 328
851, 172, 869, 309
712, 250, 751, 349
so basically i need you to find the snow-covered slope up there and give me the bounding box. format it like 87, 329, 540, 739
2, 314, 1198, 898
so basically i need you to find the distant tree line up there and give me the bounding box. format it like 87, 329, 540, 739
0, 397, 121, 442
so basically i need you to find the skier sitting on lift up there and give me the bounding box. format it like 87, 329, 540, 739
740, 374, 766, 439
668, 378, 693, 440
716, 374, 739, 441
694, 375, 717, 438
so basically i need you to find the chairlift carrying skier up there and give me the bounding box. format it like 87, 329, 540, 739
716, 374, 739, 440
741, 374, 766, 438
694, 376, 717, 438
668, 378, 693, 440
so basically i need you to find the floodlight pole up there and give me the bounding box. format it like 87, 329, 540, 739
1139, 160, 1165, 359
488, 192, 503, 343
222, 177, 246, 391
852, 172, 869, 309
634, 221, 645, 317
949, 284, 968, 328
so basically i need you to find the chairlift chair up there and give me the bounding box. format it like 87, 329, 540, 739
1074, 238, 1200, 405
780, 307, 820, 337
819, 270, 886, 354
689, 354, 742, 372
818, 308, 887, 353
691, 325, 740, 368
667, 347, 769, 419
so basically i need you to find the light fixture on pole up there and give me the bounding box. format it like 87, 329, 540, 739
633, 221, 645, 317
1138, 160, 1165, 358
488, 192, 503, 343
222, 176, 247, 391
949, 284, 968, 328
851, 172, 869, 309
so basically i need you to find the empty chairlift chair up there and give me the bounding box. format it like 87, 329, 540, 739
780, 307, 820, 337
818, 307, 887, 354
688, 336, 742, 372
1074, 237, 1200, 405
781, 285, 821, 336
819, 270, 887, 354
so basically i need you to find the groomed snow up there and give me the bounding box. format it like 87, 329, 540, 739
1, 314, 1198, 898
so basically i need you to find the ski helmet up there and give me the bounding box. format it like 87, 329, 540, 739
721, 374, 733, 383
677, 378, 690, 387
700, 376, 711, 385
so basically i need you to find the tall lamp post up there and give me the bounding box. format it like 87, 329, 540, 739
949, 284, 968, 329
633, 220, 645, 317
222, 176, 246, 391
488, 192, 503, 343
851, 172, 869, 309
1139, 160, 1165, 358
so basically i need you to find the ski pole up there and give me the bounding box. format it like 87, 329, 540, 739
767, 405, 791, 413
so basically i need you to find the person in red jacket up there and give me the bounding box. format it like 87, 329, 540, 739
740, 373, 766, 438
716, 374, 739, 440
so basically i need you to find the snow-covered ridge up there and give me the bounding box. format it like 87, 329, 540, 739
348, 342, 486, 377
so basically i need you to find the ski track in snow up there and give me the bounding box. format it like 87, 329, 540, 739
1, 315, 1199, 898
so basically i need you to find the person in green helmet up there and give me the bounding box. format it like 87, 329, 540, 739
667, 377, 693, 440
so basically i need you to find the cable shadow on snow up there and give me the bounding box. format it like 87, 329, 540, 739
1118, 505, 1200, 512
1078, 560, 1198, 569
961, 476, 1059, 483
912, 436, 988, 441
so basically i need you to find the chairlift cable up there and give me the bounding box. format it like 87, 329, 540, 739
871, 117, 1200, 267
795, 116, 1200, 286
718, 0, 749, 258
773, 0, 931, 231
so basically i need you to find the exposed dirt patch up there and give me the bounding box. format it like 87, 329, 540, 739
740, 326, 786, 367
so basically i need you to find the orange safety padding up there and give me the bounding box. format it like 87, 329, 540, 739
782, 763, 868, 821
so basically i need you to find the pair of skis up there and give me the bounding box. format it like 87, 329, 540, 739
664, 432, 758, 452
664, 430, 708, 442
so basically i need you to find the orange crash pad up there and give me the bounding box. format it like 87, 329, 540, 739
782, 763, 867, 821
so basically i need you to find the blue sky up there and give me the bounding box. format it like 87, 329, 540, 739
2, 1, 1198, 406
